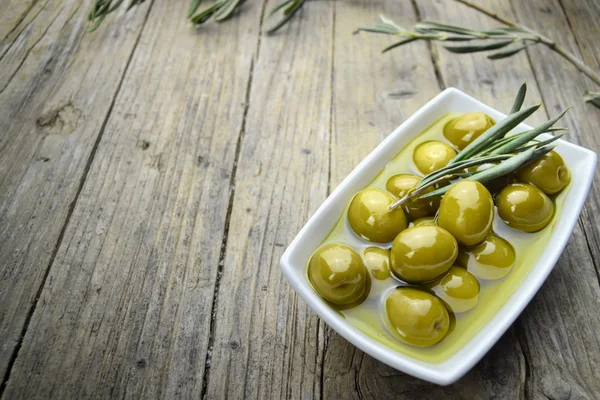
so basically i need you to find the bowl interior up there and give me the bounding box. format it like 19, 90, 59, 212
280, 88, 597, 384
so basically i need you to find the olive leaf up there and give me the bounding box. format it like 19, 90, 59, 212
488, 108, 569, 155
584, 91, 600, 108
444, 40, 513, 54
487, 40, 530, 59
188, 0, 203, 17
510, 81, 527, 114
415, 21, 487, 38
358, 9, 600, 107
265, 0, 306, 34
451, 103, 540, 164
383, 39, 419, 54
388, 86, 570, 211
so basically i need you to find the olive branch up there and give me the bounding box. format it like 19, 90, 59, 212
358, 0, 600, 108
388, 82, 569, 211
87, 0, 303, 33
87, 0, 599, 107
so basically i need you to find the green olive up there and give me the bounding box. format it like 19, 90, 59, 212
363, 247, 391, 280
458, 234, 516, 280
386, 174, 440, 219
437, 180, 494, 246
385, 287, 450, 347
410, 216, 436, 227
497, 183, 554, 232
413, 141, 457, 174
390, 226, 458, 283
443, 112, 495, 150
308, 244, 369, 305
348, 189, 407, 243
430, 266, 480, 313
516, 150, 570, 195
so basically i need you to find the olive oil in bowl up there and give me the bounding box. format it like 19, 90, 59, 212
309, 113, 569, 363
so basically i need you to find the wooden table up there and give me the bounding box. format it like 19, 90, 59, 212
1, 0, 599, 398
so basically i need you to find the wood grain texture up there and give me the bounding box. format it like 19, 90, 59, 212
2, 0, 264, 397
0, 0, 151, 383
0, 0, 599, 398
508, 0, 600, 397
202, 1, 333, 398
0, 0, 38, 41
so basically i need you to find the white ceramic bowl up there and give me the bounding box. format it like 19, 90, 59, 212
279, 88, 597, 385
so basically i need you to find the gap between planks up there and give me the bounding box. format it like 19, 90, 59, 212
199, 0, 269, 398
320, 1, 338, 398
0, 1, 156, 396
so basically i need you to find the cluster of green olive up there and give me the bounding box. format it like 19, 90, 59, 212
307, 112, 570, 348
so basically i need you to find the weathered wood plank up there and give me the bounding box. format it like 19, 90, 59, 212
416, 0, 600, 397
2, 0, 265, 398
0, 0, 151, 384
0, 0, 38, 42
202, 2, 333, 398
321, 0, 527, 398
508, 0, 600, 397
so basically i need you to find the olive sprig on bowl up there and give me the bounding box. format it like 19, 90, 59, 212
389, 83, 570, 211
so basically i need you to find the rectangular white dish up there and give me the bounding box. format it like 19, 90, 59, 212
279, 88, 597, 385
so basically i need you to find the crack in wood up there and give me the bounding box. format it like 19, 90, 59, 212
199, 1, 269, 398
410, 0, 445, 90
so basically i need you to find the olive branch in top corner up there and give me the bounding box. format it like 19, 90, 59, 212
357, 0, 600, 108
88, 0, 600, 108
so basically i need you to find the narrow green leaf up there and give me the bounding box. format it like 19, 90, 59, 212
489, 107, 569, 155
283, 0, 302, 15
515, 133, 565, 152
188, 0, 203, 17
444, 40, 513, 54
382, 38, 418, 53
451, 103, 541, 164
418, 154, 511, 188
125, 0, 144, 12
510, 81, 527, 114
416, 21, 486, 37
476, 127, 565, 157
88, 15, 106, 32
584, 91, 600, 109
267, 0, 293, 17
419, 148, 536, 199
487, 41, 529, 59
443, 36, 478, 41
357, 26, 399, 35
214, 0, 241, 21
265, 0, 305, 34
379, 15, 405, 32
484, 26, 526, 35
190, 1, 224, 24
108, 0, 127, 13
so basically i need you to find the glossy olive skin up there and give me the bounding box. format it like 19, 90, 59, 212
308, 244, 369, 305
348, 189, 407, 243
430, 266, 480, 313
385, 287, 450, 347
386, 174, 440, 219
457, 234, 516, 280
497, 183, 554, 232
390, 226, 458, 283
410, 216, 436, 227
363, 247, 391, 280
443, 112, 495, 150
437, 180, 494, 246
516, 150, 570, 195
413, 141, 457, 175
